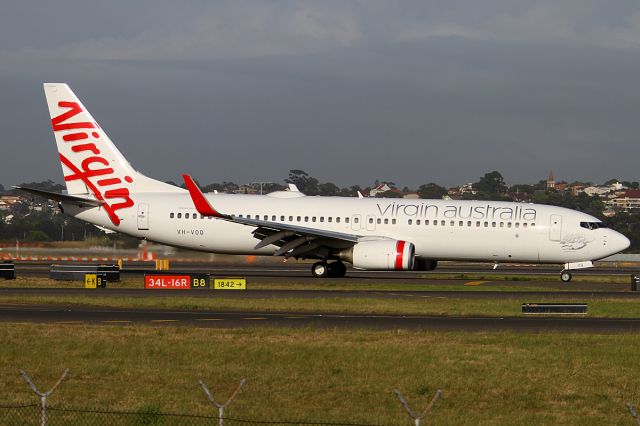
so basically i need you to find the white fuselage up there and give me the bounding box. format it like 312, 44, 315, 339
64, 191, 629, 264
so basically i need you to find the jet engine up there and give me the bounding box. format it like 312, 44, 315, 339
339, 240, 415, 270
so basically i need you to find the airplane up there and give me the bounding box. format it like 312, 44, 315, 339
17, 83, 630, 281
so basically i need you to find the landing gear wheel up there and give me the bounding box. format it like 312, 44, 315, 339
560, 271, 572, 282
328, 262, 347, 278
311, 262, 330, 278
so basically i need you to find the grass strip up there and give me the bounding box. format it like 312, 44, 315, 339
1, 324, 639, 425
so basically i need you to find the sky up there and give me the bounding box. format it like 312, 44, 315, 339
2, 1, 640, 189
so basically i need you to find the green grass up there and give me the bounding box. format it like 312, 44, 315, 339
1, 324, 639, 425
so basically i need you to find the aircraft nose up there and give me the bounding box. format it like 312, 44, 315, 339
610, 230, 630, 254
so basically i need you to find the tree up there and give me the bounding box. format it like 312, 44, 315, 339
285, 169, 318, 195
474, 171, 507, 195
318, 182, 340, 196
418, 183, 447, 199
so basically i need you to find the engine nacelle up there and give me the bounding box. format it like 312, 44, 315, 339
340, 240, 415, 271
413, 258, 438, 271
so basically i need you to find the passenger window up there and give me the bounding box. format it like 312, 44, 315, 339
177, 213, 182, 219
507, 223, 512, 228
441, 220, 445, 226
450, 220, 454, 226
459, 221, 463, 226
515, 223, 520, 228
297, 216, 301, 222
328, 217, 333, 223
476, 221, 480, 227
312, 217, 316, 222
170, 213, 174, 218
408, 219, 413, 225
532, 223, 536, 227
484, 222, 488, 227
320, 217, 324, 222
272, 215, 276, 221
434, 220, 438, 226
416, 219, 421, 225
384, 218, 389, 224
255, 215, 259, 220
392, 219, 396, 225
377, 218, 381, 224
467, 221, 471, 227
523, 223, 528, 228
500, 222, 504, 228
289, 216, 293, 221
425, 220, 430, 225
185, 213, 190, 219
346, 217, 350, 223
280, 215, 285, 221
193, 214, 197, 220
369, 218, 374, 224
305, 216, 309, 222
336, 217, 341, 223
201, 215, 205, 219
264, 215, 268, 220
492, 222, 496, 227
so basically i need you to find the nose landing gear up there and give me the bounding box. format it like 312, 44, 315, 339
560, 270, 572, 282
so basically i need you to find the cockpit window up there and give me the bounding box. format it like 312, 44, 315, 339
580, 221, 606, 230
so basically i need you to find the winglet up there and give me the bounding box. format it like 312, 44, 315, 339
182, 174, 228, 218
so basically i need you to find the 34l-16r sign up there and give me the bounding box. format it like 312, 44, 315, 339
144, 274, 208, 289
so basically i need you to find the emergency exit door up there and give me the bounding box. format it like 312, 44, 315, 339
137, 203, 149, 230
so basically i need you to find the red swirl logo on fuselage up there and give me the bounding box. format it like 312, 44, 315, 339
52, 101, 134, 226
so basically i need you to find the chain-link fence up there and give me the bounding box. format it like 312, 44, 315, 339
0, 404, 384, 426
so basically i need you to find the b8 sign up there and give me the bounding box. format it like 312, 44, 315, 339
190, 274, 209, 289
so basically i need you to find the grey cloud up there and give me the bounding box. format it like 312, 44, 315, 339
1, 1, 640, 189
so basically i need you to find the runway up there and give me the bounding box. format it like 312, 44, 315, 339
0, 287, 639, 299
1, 303, 639, 332
12, 260, 640, 281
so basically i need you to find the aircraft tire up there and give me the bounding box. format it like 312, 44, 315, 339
328, 261, 347, 278
560, 271, 572, 282
312, 261, 330, 278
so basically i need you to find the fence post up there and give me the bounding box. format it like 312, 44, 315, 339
628, 402, 640, 426
20, 369, 69, 426
199, 378, 247, 426
394, 388, 442, 426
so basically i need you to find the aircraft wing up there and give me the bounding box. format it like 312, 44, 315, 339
14, 186, 104, 207
182, 174, 359, 259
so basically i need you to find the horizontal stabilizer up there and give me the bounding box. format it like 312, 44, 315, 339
14, 186, 104, 207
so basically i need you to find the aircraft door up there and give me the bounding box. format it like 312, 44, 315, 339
549, 214, 561, 241
366, 214, 376, 231
351, 214, 362, 231
137, 203, 149, 230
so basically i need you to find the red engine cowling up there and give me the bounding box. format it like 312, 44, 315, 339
413, 259, 438, 271
340, 240, 415, 271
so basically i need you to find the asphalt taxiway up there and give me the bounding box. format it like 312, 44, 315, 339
1, 303, 639, 332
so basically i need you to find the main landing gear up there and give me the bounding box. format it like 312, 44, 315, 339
311, 261, 347, 278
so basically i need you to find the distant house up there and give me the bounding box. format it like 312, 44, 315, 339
607, 189, 640, 211
233, 185, 258, 195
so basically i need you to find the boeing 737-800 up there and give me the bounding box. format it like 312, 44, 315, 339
17, 83, 630, 281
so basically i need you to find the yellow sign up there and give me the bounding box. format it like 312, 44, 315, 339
213, 278, 246, 290
85, 274, 98, 289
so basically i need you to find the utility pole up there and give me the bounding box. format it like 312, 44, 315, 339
250, 181, 274, 195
